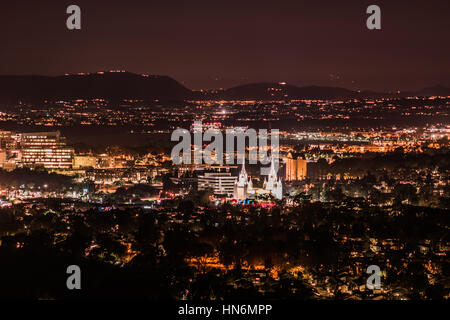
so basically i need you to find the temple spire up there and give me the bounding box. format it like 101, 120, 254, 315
241, 154, 246, 175
270, 155, 276, 177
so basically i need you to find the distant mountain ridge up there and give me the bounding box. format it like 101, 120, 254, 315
0, 71, 448, 102
215, 83, 384, 100
0, 72, 192, 102
416, 85, 450, 97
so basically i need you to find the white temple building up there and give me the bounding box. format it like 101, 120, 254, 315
263, 157, 283, 200
233, 159, 254, 200
233, 157, 283, 200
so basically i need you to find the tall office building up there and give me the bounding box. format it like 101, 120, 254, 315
20, 131, 74, 169
285, 153, 307, 181
198, 172, 237, 197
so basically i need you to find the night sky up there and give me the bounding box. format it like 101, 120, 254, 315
1, 0, 449, 91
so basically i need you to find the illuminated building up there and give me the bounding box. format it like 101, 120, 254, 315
233, 159, 254, 200
0, 150, 6, 168
0, 131, 18, 150
86, 168, 153, 185
263, 157, 283, 199
198, 172, 237, 197
20, 131, 74, 169
285, 153, 307, 181
177, 164, 238, 177
234, 157, 283, 200
73, 155, 97, 169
